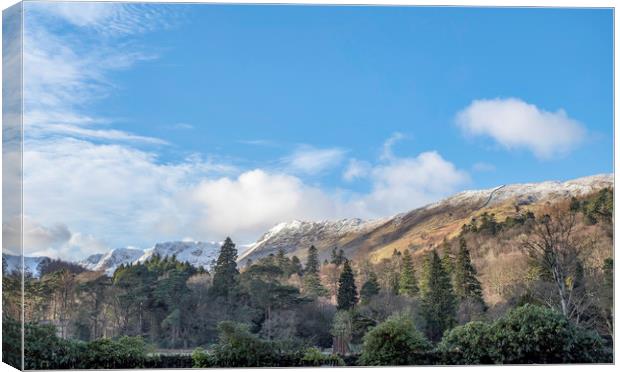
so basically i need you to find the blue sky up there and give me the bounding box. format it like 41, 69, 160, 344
17, 3, 613, 259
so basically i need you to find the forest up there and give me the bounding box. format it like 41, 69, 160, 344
2, 188, 614, 368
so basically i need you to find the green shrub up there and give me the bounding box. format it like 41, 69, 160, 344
439, 305, 611, 364
81, 336, 148, 368
301, 347, 345, 366
359, 314, 431, 365
2, 317, 22, 369
192, 347, 214, 368
438, 321, 494, 364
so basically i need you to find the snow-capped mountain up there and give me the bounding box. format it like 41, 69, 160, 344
435, 174, 613, 209
238, 218, 386, 264
239, 174, 613, 263
77, 241, 223, 275
2, 254, 51, 278
136, 241, 221, 270
79, 247, 144, 275
9, 174, 613, 276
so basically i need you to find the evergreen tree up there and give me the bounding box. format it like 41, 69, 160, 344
331, 248, 346, 266
418, 253, 432, 295
398, 250, 419, 297
290, 256, 303, 276
211, 237, 240, 298
337, 260, 358, 310
360, 271, 380, 304
440, 238, 455, 278
302, 245, 327, 298
330, 247, 339, 265
453, 238, 485, 308
305, 245, 320, 275
421, 250, 457, 342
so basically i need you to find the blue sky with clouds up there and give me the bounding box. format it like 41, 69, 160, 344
17, 3, 613, 259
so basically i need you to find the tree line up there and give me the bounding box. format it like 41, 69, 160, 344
2, 189, 614, 367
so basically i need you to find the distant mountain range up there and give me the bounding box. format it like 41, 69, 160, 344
3, 174, 613, 277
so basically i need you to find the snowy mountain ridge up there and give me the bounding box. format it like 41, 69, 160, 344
6, 174, 613, 276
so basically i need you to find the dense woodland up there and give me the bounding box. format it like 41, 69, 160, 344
2, 188, 614, 368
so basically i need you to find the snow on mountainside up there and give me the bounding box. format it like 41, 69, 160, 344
2, 254, 51, 277
434, 174, 613, 209
79, 247, 144, 275
240, 174, 613, 263
137, 241, 221, 270
78, 241, 224, 275
9, 174, 614, 275
238, 218, 386, 263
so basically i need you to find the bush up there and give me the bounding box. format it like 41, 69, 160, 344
490, 305, 592, 364
81, 336, 148, 368
144, 354, 194, 368
2, 317, 22, 369
359, 314, 431, 365
192, 347, 214, 368
301, 347, 345, 366
438, 321, 494, 364
23, 321, 86, 370
439, 305, 611, 364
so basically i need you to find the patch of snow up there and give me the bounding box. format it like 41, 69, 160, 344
2, 254, 51, 278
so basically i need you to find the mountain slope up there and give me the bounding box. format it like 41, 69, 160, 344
2, 254, 51, 277
77, 241, 222, 275
79, 247, 144, 275
240, 174, 613, 264
136, 241, 221, 270
238, 218, 387, 264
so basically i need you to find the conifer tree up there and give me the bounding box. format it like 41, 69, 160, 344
421, 250, 457, 342
211, 237, 240, 298
290, 256, 303, 276
399, 249, 419, 297
453, 238, 485, 308
330, 247, 346, 266
305, 245, 320, 275
441, 238, 455, 278
303, 245, 328, 298
360, 271, 380, 304
337, 260, 358, 310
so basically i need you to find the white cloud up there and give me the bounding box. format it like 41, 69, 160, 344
188, 170, 340, 241
354, 151, 470, 216
284, 145, 346, 175
22, 138, 235, 258
381, 132, 405, 160
343, 159, 371, 181
456, 98, 586, 159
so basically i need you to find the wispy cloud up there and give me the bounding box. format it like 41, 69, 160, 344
343, 159, 371, 182
23, 2, 168, 145
283, 145, 347, 175
380, 132, 406, 161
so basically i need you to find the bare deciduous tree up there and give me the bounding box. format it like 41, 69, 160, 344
521, 206, 594, 323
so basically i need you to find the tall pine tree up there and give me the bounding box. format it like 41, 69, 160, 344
303, 245, 327, 298
399, 249, 419, 297
421, 250, 457, 342
453, 238, 485, 308
305, 245, 320, 275
211, 237, 240, 298
440, 238, 455, 279
337, 260, 358, 310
